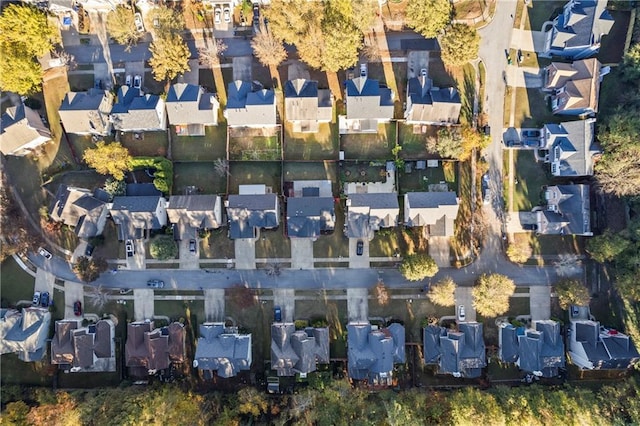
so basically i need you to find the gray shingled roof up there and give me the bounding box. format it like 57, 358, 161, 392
49, 185, 107, 238
194, 323, 251, 378
271, 324, 329, 376
549, 0, 614, 55
424, 323, 486, 378
284, 79, 333, 124
405, 76, 461, 124
167, 195, 222, 240
538, 185, 590, 235
227, 194, 279, 239
499, 321, 565, 377
347, 193, 399, 239
546, 119, 599, 176
347, 322, 405, 382
345, 77, 394, 120
225, 81, 276, 127
0, 307, 51, 362
166, 83, 218, 127
404, 192, 459, 236
570, 320, 640, 369
287, 197, 335, 238
125, 321, 185, 376
0, 103, 51, 156
110, 86, 165, 131
59, 89, 113, 135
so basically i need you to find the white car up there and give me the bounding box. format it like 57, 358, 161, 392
38, 247, 52, 259
32, 291, 41, 305
458, 305, 466, 322
125, 75, 132, 86
223, 7, 231, 23
360, 63, 367, 77
214, 8, 221, 24
125, 239, 135, 257
133, 75, 142, 89
134, 12, 145, 33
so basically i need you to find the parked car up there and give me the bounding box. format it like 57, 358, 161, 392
483, 125, 491, 136
40, 292, 50, 308
481, 173, 491, 205
274, 306, 282, 322
356, 240, 364, 256
223, 7, 231, 23
215, 8, 221, 24
360, 63, 367, 77
125, 239, 135, 257
420, 68, 427, 77
189, 239, 197, 253
73, 300, 82, 316
504, 139, 523, 148
133, 75, 142, 89
125, 74, 132, 86
134, 12, 144, 33
522, 223, 538, 231
32, 291, 41, 305
147, 279, 164, 289
458, 305, 466, 322
253, 3, 260, 24
38, 247, 52, 259
522, 129, 540, 138
119, 288, 132, 295
85, 244, 95, 257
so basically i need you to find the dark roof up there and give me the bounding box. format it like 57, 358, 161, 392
540, 185, 590, 235
284, 79, 319, 98
499, 321, 565, 377
111, 196, 162, 212
194, 323, 252, 378
424, 323, 486, 378
286, 197, 335, 238
551, 0, 614, 51
125, 321, 185, 376
400, 38, 440, 50
571, 320, 640, 369
347, 322, 405, 383
271, 324, 329, 376
126, 183, 162, 197
227, 194, 278, 239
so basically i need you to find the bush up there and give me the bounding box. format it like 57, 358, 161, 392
294, 319, 309, 330
554, 278, 590, 310
399, 253, 438, 281
427, 277, 456, 307
149, 235, 178, 260
130, 157, 173, 194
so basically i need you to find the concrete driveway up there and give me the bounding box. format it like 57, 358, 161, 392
64, 281, 85, 319
428, 236, 451, 268
530, 286, 551, 323
506, 65, 544, 88
134, 289, 155, 321
290, 239, 314, 270
348, 238, 369, 269
179, 238, 200, 270
273, 288, 294, 322
407, 51, 429, 79
234, 238, 256, 270
454, 286, 476, 322
232, 56, 252, 82
204, 289, 225, 321
347, 288, 369, 322
126, 240, 146, 270
510, 29, 547, 53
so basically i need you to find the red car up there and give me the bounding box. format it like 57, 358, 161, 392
73, 301, 82, 316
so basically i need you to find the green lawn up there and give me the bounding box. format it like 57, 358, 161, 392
171, 124, 227, 161
173, 162, 227, 195
296, 299, 348, 357
398, 123, 437, 159
0, 258, 36, 307
3, 155, 46, 222
255, 228, 291, 259
340, 123, 396, 160
155, 300, 204, 323
119, 131, 168, 157
313, 203, 349, 258
283, 122, 339, 161
229, 135, 281, 161
283, 161, 339, 194
398, 161, 457, 194
512, 150, 550, 211
512, 88, 564, 128
200, 228, 235, 259
45, 170, 107, 193
513, 232, 586, 256
225, 296, 272, 362
228, 161, 281, 194
369, 227, 428, 257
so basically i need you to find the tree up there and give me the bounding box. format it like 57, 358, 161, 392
198, 40, 227, 67
472, 273, 515, 317
251, 26, 287, 68
586, 231, 631, 263
103, 178, 126, 200
440, 24, 480, 66
321, 10, 362, 71
554, 278, 590, 310
83, 141, 133, 181
405, 0, 451, 38
0, 4, 57, 56
506, 238, 532, 263
107, 6, 140, 49
435, 127, 463, 159
399, 253, 439, 281
73, 256, 108, 282
615, 272, 640, 302
427, 277, 456, 307
374, 280, 390, 306
460, 125, 490, 161
622, 43, 640, 84
149, 235, 178, 260
146, 6, 184, 36
0, 50, 43, 95
149, 34, 191, 83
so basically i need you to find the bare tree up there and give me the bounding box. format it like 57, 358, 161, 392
213, 158, 230, 177
374, 280, 390, 306
86, 284, 109, 310
198, 39, 228, 67
265, 262, 281, 277
53, 49, 76, 70
361, 41, 381, 62
554, 253, 582, 277
251, 24, 287, 68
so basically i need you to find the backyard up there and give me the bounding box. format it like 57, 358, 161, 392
398, 123, 438, 159
228, 133, 282, 161
228, 161, 282, 194
170, 124, 227, 161
173, 162, 227, 195
0, 258, 36, 307
283, 161, 339, 193
283, 122, 339, 161
397, 161, 457, 194
511, 150, 551, 211
119, 131, 169, 157
340, 123, 396, 160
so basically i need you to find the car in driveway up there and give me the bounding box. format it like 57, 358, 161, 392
133, 75, 142, 89
356, 240, 364, 256
522, 223, 538, 231
73, 301, 82, 316
360, 63, 367, 77
125, 239, 135, 257
458, 305, 466, 322
521, 129, 541, 138
481, 173, 491, 205
32, 291, 41, 305
274, 306, 282, 322
40, 292, 50, 308
134, 13, 144, 33
147, 279, 164, 289
85, 244, 95, 257
215, 8, 221, 24
503, 139, 523, 148
189, 239, 197, 253
125, 75, 132, 86
38, 247, 52, 259
223, 7, 231, 23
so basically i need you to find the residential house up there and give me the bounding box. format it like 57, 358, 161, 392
271, 323, 330, 377
0, 103, 51, 156
74, 0, 126, 12
404, 191, 459, 237
346, 193, 399, 240
167, 195, 222, 241
568, 318, 639, 370
284, 79, 333, 133
347, 322, 405, 386
543, 0, 614, 59
193, 323, 252, 379
51, 319, 116, 372
544, 58, 603, 116
404, 75, 461, 124
340, 76, 394, 133
109, 195, 168, 240
166, 83, 219, 136
226, 185, 279, 239
0, 307, 51, 362
224, 80, 276, 127
286, 180, 335, 239
543, 119, 600, 176
110, 86, 166, 132
423, 322, 486, 378
498, 320, 565, 377
49, 185, 110, 238
125, 321, 185, 377
59, 89, 114, 136
535, 184, 592, 236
